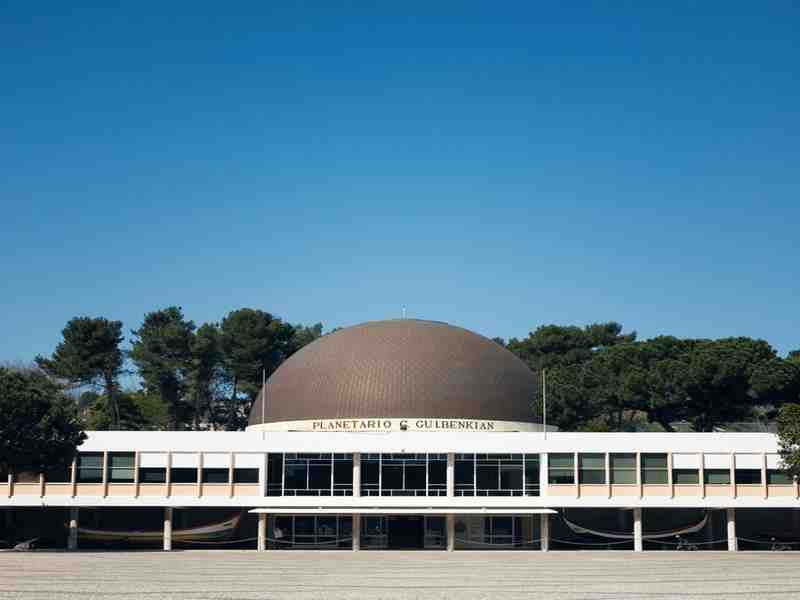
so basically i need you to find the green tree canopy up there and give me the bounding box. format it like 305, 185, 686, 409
186, 322, 223, 429
777, 403, 800, 480
219, 308, 297, 429
508, 322, 636, 372
0, 367, 86, 475
35, 316, 124, 428
85, 390, 169, 431
129, 306, 195, 427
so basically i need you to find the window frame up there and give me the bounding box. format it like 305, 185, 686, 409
548, 453, 575, 485
108, 452, 135, 484
578, 453, 606, 485
640, 453, 668, 485
610, 453, 637, 485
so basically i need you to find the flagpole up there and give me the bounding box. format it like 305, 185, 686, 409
543, 368, 547, 441
261, 368, 266, 426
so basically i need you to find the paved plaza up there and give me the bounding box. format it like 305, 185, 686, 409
1, 550, 799, 600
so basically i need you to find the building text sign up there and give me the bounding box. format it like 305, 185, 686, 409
252, 418, 543, 433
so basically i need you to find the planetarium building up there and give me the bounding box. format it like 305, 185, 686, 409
2, 320, 799, 551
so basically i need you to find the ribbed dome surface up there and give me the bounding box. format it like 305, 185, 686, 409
248, 319, 539, 426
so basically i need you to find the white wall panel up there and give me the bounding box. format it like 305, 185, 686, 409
766, 454, 782, 470
734, 454, 762, 469
171, 453, 199, 468
703, 454, 731, 469
139, 453, 167, 468
202, 453, 230, 468
234, 453, 263, 468
672, 453, 700, 469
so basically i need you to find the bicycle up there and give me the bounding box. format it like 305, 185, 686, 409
770, 537, 791, 551
675, 535, 698, 551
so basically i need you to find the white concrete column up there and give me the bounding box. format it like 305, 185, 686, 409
446, 514, 455, 552
163, 507, 173, 551
257, 513, 267, 551
68, 507, 79, 551
540, 513, 550, 552
352, 514, 361, 551
726, 508, 737, 552
352, 453, 361, 498
633, 507, 643, 552
446, 453, 455, 497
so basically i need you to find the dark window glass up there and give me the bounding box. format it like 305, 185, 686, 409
381, 464, 403, 490
579, 454, 606, 484
266, 453, 283, 496
233, 468, 259, 483
704, 469, 730, 485
476, 464, 498, 490
500, 466, 522, 490
641, 453, 668, 484
548, 453, 575, 485
610, 453, 636, 484
767, 469, 792, 485
333, 456, 353, 487
455, 455, 474, 496
672, 469, 699, 484
284, 463, 307, 490
139, 467, 166, 483
108, 452, 135, 483
735, 469, 762, 485
361, 459, 379, 488
309, 464, 332, 490
428, 460, 446, 486
77, 453, 103, 483
404, 464, 426, 490
524, 454, 540, 496
170, 468, 198, 483
202, 468, 229, 484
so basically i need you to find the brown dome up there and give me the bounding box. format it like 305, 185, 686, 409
248, 319, 539, 427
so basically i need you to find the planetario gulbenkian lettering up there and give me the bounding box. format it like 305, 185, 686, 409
2, 319, 800, 552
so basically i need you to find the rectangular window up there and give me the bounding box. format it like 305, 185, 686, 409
524, 454, 540, 496
455, 454, 475, 496
672, 469, 699, 484
360, 455, 380, 496
610, 453, 636, 484
77, 453, 103, 483
579, 453, 606, 484
427, 454, 447, 496
139, 467, 166, 483
266, 453, 283, 496
704, 469, 731, 485
476, 454, 523, 496
548, 453, 575, 485
108, 452, 135, 483
170, 467, 198, 484
767, 469, 792, 485
202, 468, 229, 484
641, 453, 668, 484
233, 468, 259, 483
735, 469, 762, 485
333, 454, 353, 495
283, 453, 334, 496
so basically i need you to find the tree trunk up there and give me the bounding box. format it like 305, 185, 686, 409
105, 372, 120, 429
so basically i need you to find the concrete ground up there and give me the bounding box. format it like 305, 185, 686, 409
0, 551, 798, 600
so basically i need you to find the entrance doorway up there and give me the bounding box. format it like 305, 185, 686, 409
388, 516, 424, 549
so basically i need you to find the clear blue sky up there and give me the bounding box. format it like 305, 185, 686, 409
2, 2, 798, 364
